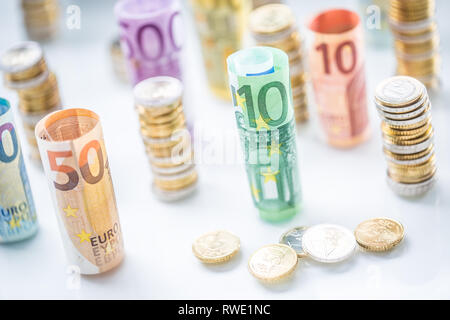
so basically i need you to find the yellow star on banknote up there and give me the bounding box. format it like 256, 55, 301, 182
236, 93, 246, 111
63, 205, 78, 218
105, 243, 114, 255
251, 184, 260, 201
9, 218, 21, 230
269, 143, 282, 156
255, 115, 270, 130
261, 167, 279, 183
76, 230, 91, 243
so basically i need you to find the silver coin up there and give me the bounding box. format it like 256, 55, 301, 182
375, 93, 428, 114
376, 99, 429, 121
152, 165, 196, 181
151, 163, 195, 176
387, 175, 436, 197
134, 76, 183, 108
388, 17, 434, 32
383, 134, 433, 155
381, 109, 431, 127
0, 41, 43, 73
375, 76, 424, 107
5, 69, 49, 90
279, 226, 308, 258
302, 224, 356, 264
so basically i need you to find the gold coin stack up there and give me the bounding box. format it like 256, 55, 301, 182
133, 76, 198, 201
21, 0, 60, 41
389, 0, 440, 89
249, 3, 309, 123
375, 76, 436, 197
110, 37, 129, 83
0, 41, 62, 160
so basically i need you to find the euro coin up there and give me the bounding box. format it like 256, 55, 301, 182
192, 230, 240, 264
302, 224, 356, 263
279, 226, 308, 258
355, 218, 405, 252
248, 244, 298, 282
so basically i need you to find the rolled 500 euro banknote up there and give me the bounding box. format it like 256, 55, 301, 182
227, 47, 302, 222
35, 108, 124, 274
115, 0, 183, 85
0, 97, 38, 243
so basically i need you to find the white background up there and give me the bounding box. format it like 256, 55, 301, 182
0, 0, 450, 299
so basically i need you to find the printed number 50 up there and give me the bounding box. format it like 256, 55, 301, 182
48, 140, 104, 191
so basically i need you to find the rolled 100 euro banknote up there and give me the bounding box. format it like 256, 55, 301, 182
308, 9, 370, 148
227, 47, 302, 222
35, 108, 124, 274
0, 97, 38, 243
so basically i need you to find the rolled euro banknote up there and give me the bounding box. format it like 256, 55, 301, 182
0, 98, 38, 243
35, 108, 124, 274
227, 47, 302, 222
115, 0, 183, 85
308, 9, 370, 148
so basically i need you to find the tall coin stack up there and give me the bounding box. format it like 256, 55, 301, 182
110, 37, 129, 83
21, 0, 60, 41
249, 4, 309, 123
133, 76, 198, 201
375, 76, 436, 197
0, 41, 62, 161
389, 0, 440, 89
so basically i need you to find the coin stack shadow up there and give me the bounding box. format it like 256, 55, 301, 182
133, 77, 198, 201
110, 37, 129, 83
21, 0, 60, 41
249, 3, 309, 123
375, 76, 436, 197
1, 42, 62, 161
389, 0, 440, 89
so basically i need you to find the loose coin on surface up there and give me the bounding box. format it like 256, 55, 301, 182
248, 244, 298, 282
302, 224, 356, 263
192, 230, 240, 264
354, 218, 405, 252
279, 226, 308, 258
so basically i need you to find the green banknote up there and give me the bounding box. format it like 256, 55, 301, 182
0, 98, 38, 243
227, 47, 301, 222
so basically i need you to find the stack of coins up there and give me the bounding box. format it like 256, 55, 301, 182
110, 37, 129, 83
21, 0, 60, 41
375, 76, 436, 197
0, 41, 62, 160
389, 0, 440, 89
249, 4, 309, 123
133, 76, 197, 201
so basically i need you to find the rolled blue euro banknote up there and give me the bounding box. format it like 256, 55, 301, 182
227, 47, 302, 222
0, 98, 38, 243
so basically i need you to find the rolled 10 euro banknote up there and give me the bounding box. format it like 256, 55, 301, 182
35, 108, 124, 274
0, 97, 38, 243
227, 47, 302, 222
308, 9, 370, 148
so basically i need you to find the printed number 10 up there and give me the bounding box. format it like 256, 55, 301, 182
316, 41, 357, 75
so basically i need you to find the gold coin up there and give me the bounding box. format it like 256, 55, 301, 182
248, 244, 298, 282
355, 218, 405, 252
192, 230, 240, 264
